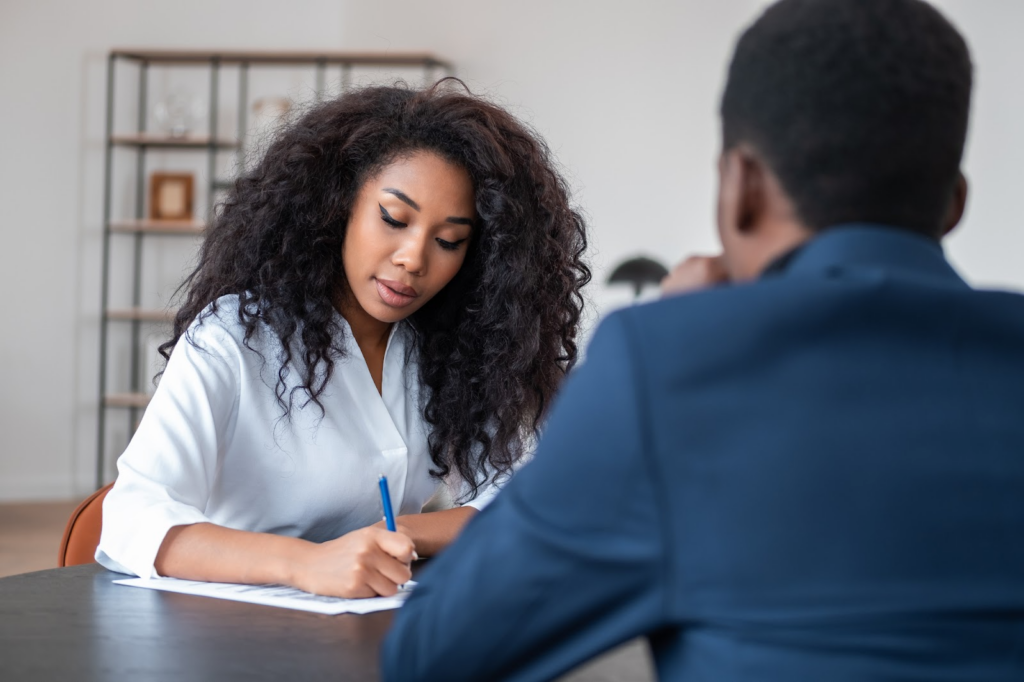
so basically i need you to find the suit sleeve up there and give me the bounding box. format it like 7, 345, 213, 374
381, 312, 667, 682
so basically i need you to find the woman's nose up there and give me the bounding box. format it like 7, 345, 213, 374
392, 234, 427, 275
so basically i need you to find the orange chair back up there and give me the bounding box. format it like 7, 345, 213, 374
58, 482, 114, 567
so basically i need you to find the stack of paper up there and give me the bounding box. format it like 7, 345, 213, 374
114, 577, 416, 615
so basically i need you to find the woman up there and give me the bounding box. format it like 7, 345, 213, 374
97, 82, 590, 598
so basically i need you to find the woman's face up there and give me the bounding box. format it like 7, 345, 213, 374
341, 150, 476, 324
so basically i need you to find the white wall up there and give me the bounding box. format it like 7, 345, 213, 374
337, 0, 1024, 293
1, 0, 1021, 501
934, 0, 1024, 289
0, 0, 348, 500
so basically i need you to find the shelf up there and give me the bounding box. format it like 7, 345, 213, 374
110, 49, 452, 70
106, 308, 176, 323
109, 219, 206, 235
111, 133, 238, 148
104, 392, 151, 409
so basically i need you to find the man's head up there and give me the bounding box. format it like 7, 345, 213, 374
716, 0, 973, 281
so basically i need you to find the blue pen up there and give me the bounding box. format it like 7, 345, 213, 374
378, 474, 397, 532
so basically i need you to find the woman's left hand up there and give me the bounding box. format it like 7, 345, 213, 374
373, 506, 478, 558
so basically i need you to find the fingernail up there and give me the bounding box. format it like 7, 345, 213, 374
412, 551, 419, 561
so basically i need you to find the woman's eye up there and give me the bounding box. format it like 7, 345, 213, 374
379, 204, 406, 228
436, 238, 465, 252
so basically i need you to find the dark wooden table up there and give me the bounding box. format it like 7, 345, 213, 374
0, 565, 654, 682
0, 564, 392, 681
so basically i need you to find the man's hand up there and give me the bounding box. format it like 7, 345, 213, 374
289, 526, 415, 598
661, 255, 729, 296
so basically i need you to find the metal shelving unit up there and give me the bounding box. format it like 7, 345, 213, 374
97, 49, 453, 488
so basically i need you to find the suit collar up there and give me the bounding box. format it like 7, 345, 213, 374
765, 223, 968, 288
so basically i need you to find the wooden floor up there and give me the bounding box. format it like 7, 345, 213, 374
0, 500, 79, 578
0, 501, 655, 681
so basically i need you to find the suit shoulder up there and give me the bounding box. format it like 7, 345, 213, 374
607, 277, 1024, 371
610, 283, 784, 341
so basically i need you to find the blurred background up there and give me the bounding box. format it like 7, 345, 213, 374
1, 0, 1022, 505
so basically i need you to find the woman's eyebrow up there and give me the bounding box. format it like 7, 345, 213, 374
382, 188, 420, 211
384, 187, 474, 226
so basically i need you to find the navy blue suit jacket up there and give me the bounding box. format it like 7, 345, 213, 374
383, 225, 1024, 681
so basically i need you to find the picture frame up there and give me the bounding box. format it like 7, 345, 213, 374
149, 172, 194, 221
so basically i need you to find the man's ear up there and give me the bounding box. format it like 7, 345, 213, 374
942, 171, 968, 237
734, 146, 769, 234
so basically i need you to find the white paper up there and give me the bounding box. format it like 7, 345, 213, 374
113, 577, 416, 615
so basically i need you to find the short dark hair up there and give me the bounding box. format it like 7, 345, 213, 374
721, 0, 973, 237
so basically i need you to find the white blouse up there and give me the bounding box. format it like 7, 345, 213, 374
96, 295, 500, 579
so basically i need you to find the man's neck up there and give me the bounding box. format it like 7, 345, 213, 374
732, 220, 814, 281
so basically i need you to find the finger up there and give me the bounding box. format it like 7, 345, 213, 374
370, 550, 414, 587
662, 254, 729, 294
363, 563, 405, 597
374, 529, 417, 563
708, 255, 730, 283
318, 567, 377, 599
661, 259, 708, 295
336, 554, 395, 599
337, 579, 377, 600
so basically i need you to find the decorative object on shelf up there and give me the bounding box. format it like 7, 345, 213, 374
247, 97, 293, 166
149, 172, 194, 221
607, 256, 669, 299
153, 89, 204, 138
252, 96, 292, 134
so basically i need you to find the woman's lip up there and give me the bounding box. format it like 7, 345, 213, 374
375, 278, 418, 308
376, 278, 419, 297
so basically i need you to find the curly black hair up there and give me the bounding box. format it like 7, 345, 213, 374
161, 81, 591, 499
722, 0, 972, 237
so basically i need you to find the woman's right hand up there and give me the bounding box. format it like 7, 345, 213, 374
289, 526, 416, 598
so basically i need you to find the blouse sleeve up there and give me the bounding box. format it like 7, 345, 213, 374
95, 315, 241, 578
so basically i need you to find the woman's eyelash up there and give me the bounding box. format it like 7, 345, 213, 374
379, 203, 464, 250
437, 238, 467, 252
379, 204, 406, 227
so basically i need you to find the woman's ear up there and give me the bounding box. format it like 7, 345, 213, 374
735, 147, 769, 234
717, 151, 739, 240
942, 171, 968, 237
